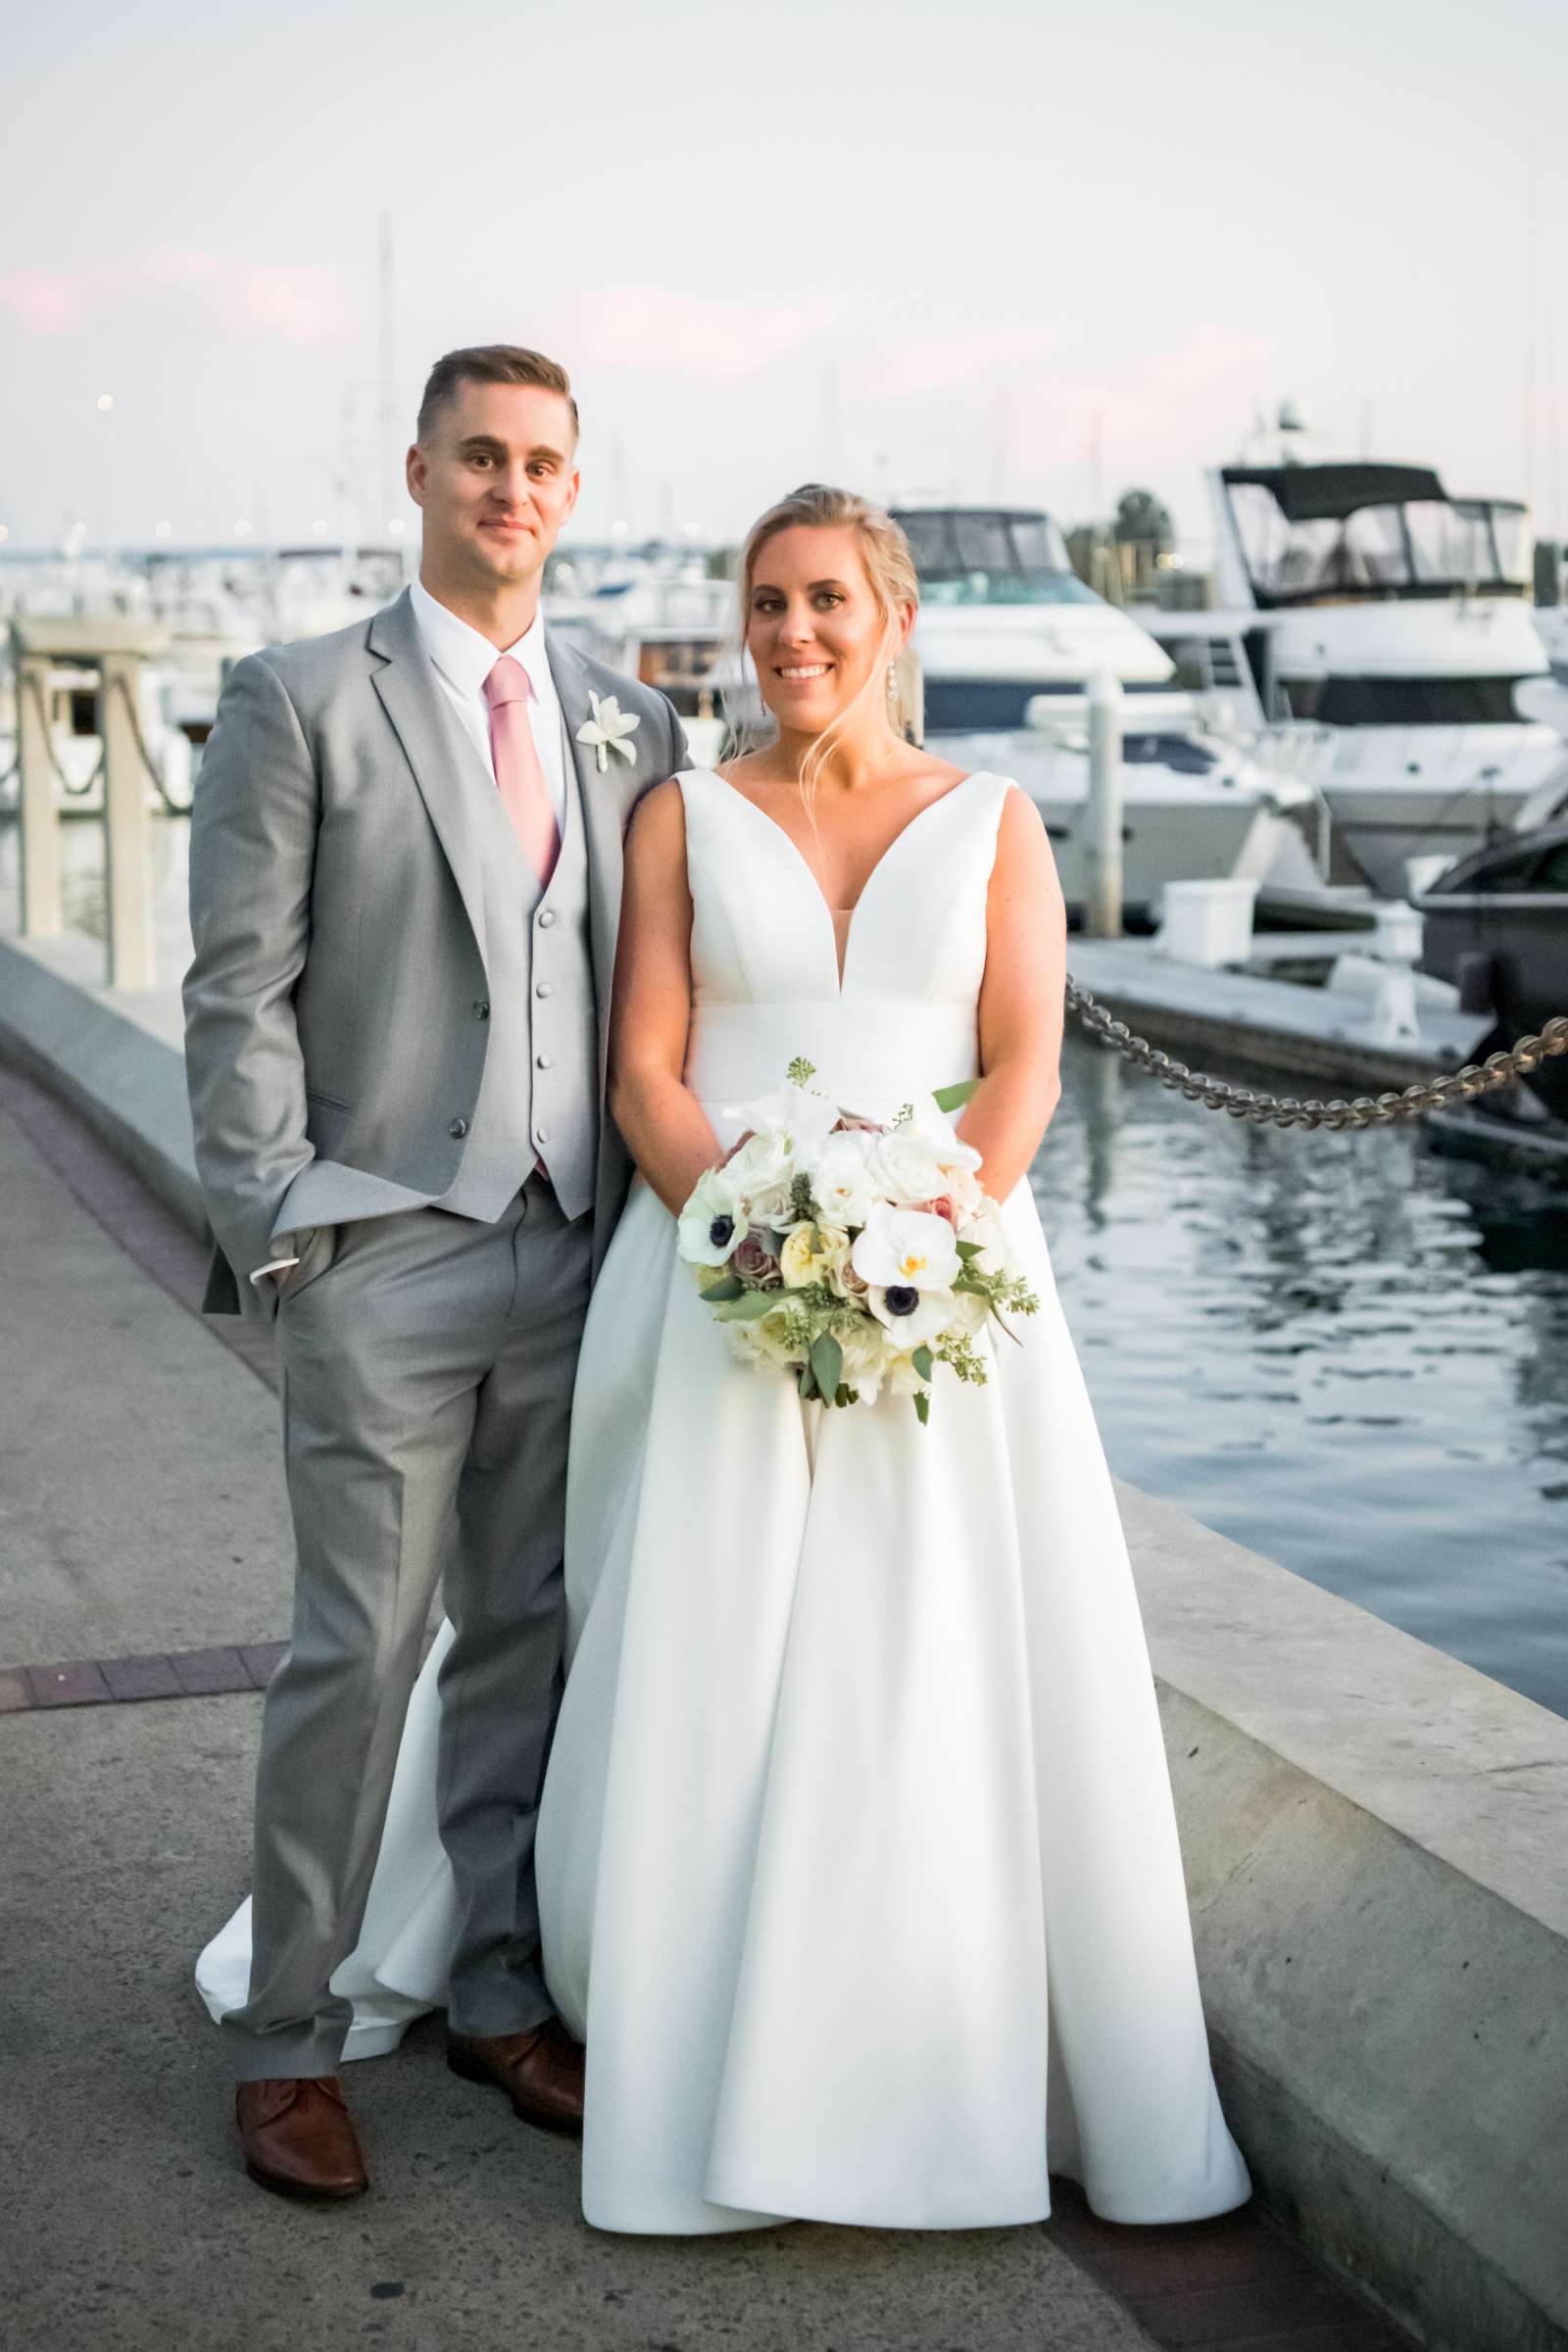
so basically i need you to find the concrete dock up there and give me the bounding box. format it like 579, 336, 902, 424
5, 921, 1567, 2351
0, 1056, 1426, 2352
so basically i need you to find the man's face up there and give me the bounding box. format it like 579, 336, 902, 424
408, 378, 579, 589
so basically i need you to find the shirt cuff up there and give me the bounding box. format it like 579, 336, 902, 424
249, 1254, 301, 1290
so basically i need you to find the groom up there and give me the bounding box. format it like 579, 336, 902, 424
184, 345, 685, 2200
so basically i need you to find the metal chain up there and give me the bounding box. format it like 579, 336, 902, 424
1063, 977, 1568, 1130
104, 669, 190, 814
22, 668, 104, 797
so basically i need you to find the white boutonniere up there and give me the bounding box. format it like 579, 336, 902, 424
575, 692, 641, 773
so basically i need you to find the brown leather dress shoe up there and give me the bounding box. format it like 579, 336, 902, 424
235, 2076, 369, 2201
446, 2017, 585, 2136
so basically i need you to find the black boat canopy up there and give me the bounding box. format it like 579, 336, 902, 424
1220, 463, 1446, 522
1218, 465, 1532, 607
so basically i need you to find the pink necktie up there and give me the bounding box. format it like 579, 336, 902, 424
483, 656, 561, 890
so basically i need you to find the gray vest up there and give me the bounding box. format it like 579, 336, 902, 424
271, 709, 598, 1240
433, 718, 598, 1223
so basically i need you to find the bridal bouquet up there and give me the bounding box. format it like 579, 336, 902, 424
676, 1059, 1039, 1423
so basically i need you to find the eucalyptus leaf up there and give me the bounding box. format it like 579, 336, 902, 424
932, 1078, 979, 1112
954, 1239, 984, 1262
700, 1275, 745, 1302
716, 1289, 783, 1321
809, 1333, 843, 1406
911, 1345, 933, 1381
913, 1391, 930, 1426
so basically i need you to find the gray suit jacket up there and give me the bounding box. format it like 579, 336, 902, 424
183, 587, 685, 1323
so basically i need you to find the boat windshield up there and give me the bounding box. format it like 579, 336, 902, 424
894, 509, 1101, 607
1223, 470, 1530, 607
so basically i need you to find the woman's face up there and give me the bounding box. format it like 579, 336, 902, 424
745, 524, 908, 735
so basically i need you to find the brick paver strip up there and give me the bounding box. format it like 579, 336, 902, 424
100, 1652, 184, 1703
240, 1642, 288, 1690
24, 1659, 113, 1709
172, 1646, 254, 1696
4, 1642, 285, 1715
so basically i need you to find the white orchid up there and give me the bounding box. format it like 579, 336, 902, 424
851, 1204, 962, 1294
722, 1082, 842, 1165
575, 692, 641, 774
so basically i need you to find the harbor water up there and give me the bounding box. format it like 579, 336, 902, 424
1038, 1027, 1568, 1721
5, 812, 1567, 1721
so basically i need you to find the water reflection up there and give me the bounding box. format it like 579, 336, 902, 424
0, 810, 193, 982
1036, 1029, 1568, 1720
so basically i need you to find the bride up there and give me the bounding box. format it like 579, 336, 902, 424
202, 483, 1250, 2235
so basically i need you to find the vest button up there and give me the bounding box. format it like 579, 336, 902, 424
448, 1117, 468, 1139
535, 980, 554, 999
536, 1053, 553, 1070
537, 908, 557, 929
536, 1125, 551, 1146
472, 1000, 490, 1020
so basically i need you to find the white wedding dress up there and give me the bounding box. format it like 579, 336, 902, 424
200, 767, 1250, 2234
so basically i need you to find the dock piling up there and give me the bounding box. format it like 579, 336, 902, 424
100, 655, 157, 991
10, 614, 169, 992
14, 644, 64, 938
1086, 667, 1124, 939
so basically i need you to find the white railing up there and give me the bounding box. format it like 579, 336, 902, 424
7, 614, 172, 989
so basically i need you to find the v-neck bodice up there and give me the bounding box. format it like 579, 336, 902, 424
676, 766, 1012, 1137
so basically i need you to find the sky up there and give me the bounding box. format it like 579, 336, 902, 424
3, 0, 1565, 561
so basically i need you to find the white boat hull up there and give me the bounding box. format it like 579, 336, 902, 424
1258, 720, 1568, 897
926, 727, 1310, 920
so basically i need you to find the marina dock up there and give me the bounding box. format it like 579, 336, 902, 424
1065, 936, 1496, 1095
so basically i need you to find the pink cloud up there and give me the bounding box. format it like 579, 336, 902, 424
0, 253, 351, 346
552, 286, 839, 381
220, 265, 347, 345
0, 270, 92, 334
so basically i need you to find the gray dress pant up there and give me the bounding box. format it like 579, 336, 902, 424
221, 1174, 593, 2082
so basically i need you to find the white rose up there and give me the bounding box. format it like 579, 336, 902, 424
870, 1129, 951, 1207
956, 1208, 1008, 1278
809, 1136, 883, 1231
886, 1349, 932, 1398
837, 1320, 891, 1406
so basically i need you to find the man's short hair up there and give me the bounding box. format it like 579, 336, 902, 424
416, 345, 579, 443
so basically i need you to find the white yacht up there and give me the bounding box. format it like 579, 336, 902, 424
1198, 463, 1568, 896
888, 505, 1325, 922
544, 549, 735, 766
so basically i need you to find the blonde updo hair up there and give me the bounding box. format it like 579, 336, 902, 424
736, 483, 921, 807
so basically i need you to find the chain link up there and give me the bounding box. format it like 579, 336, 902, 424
104, 669, 190, 814
22, 668, 104, 798
1063, 978, 1568, 1131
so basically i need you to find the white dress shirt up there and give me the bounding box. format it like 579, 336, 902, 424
410, 575, 569, 830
